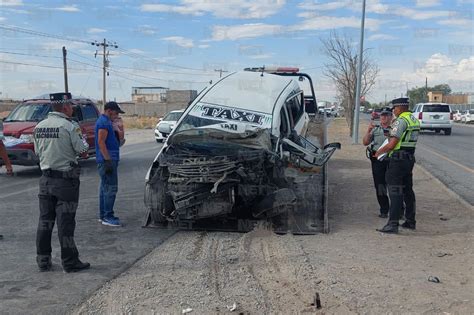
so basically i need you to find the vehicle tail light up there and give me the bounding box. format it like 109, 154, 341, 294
450, 112, 453, 120
418, 112, 423, 120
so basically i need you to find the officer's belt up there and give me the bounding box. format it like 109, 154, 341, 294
42, 167, 80, 179
390, 149, 415, 159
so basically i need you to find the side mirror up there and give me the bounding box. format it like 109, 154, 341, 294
158, 123, 172, 134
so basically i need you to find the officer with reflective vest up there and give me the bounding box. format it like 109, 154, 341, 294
374, 97, 420, 234
33, 92, 91, 272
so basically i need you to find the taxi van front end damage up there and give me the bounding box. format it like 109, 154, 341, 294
143, 70, 340, 234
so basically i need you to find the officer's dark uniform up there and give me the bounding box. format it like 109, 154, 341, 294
366, 110, 391, 217
33, 93, 90, 272
377, 98, 420, 234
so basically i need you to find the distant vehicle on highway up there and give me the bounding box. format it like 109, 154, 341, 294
154, 109, 184, 142
371, 108, 382, 120
460, 109, 474, 124
452, 110, 463, 122
0, 98, 99, 166
413, 103, 453, 135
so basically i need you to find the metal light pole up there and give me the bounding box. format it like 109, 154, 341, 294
352, 0, 366, 144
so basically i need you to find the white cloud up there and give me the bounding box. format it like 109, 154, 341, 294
0, 17, 5, 21
140, 0, 286, 19
0, 0, 23, 6
402, 53, 474, 90
52, 5, 80, 12
162, 36, 194, 48
249, 53, 274, 59
198, 44, 210, 49
368, 34, 397, 41
416, 0, 441, 7
392, 7, 451, 20
438, 18, 473, 26
87, 28, 107, 34
135, 25, 158, 36
292, 16, 382, 32
298, 1, 349, 11
211, 23, 282, 41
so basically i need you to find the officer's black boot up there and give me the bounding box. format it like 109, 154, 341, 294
63, 260, 90, 273
401, 221, 416, 230
376, 223, 399, 234
36, 255, 52, 272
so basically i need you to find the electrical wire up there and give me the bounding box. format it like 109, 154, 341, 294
0, 24, 92, 44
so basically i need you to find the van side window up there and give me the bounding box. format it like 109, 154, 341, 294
286, 94, 303, 125
279, 108, 290, 136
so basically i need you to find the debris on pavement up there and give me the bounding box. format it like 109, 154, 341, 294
226, 302, 237, 312
434, 252, 453, 258
428, 276, 441, 283
182, 307, 193, 314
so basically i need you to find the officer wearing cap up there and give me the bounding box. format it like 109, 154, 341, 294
34, 92, 91, 272
363, 107, 392, 218
375, 97, 420, 234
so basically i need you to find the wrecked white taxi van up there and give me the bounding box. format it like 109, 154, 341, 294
144, 67, 340, 234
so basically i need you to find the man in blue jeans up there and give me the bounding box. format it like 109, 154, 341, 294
95, 101, 125, 226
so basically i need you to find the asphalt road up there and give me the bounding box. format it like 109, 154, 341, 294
360, 113, 473, 205
416, 124, 474, 205
0, 140, 175, 314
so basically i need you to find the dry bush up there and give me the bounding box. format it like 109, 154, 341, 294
121, 116, 159, 130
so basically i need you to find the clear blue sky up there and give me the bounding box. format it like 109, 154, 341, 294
0, 0, 472, 103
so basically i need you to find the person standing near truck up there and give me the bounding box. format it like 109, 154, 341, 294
375, 98, 420, 234
363, 107, 392, 218
34, 92, 91, 272
0, 121, 13, 176
95, 101, 125, 227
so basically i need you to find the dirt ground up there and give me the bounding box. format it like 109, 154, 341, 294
73, 118, 473, 315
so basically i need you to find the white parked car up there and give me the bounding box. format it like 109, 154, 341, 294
144, 67, 340, 232
154, 109, 184, 142
452, 110, 463, 122
461, 109, 474, 124
413, 103, 453, 135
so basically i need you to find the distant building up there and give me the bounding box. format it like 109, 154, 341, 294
132, 87, 169, 103
427, 91, 443, 102
444, 93, 469, 104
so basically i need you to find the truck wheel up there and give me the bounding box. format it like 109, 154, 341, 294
435, 129, 441, 133
444, 129, 451, 135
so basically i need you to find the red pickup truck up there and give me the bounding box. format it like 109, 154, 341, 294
0, 98, 99, 167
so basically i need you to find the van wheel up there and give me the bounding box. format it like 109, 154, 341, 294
435, 129, 440, 133
444, 129, 451, 135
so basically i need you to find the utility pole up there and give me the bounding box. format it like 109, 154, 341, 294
92, 38, 118, 111
62, 46, 68, 93
215, 69, 228, 78
425, 77, 428, 102
384, 94, 387, 106
352, 0, 366, 144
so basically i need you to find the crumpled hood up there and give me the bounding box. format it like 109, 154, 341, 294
167, 128, 273, 151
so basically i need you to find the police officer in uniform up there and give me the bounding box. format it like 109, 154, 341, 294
375, 98, 420, 234
363, 107, 392, 218
34, 93, 91, 272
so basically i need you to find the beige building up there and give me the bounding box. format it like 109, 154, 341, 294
427, 91, 443, 102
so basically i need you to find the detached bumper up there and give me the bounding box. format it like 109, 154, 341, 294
0, 148, 39, 166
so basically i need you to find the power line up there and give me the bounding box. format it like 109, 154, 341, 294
0, 59, 90, 71
0, 24, 92, 44
0, 50, 62, 59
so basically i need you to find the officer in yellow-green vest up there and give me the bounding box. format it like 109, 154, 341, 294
374, 97, 420, 234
